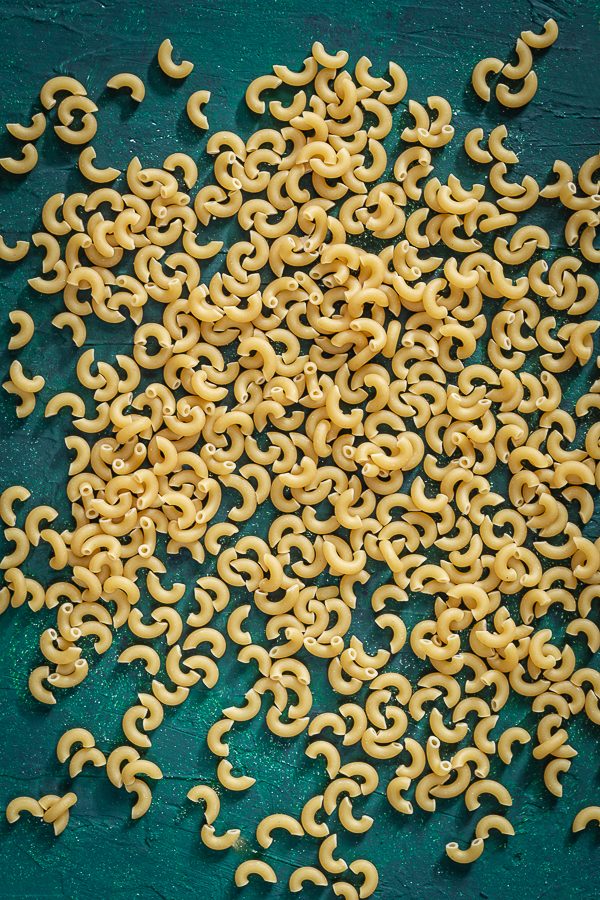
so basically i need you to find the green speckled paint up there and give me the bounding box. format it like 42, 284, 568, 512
0, 0, 599, 897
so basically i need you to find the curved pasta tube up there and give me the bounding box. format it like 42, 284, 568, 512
78, 147, 121, 183
235, 860, 278, 886
446, 838, 485, 864
256, 812, 304, 848
1, 142, 38, 174
6, 796, 44, 823
288, 866, 328, 893
496, 71, 538, 108
157, 39, 194, 78
472, 58, 503, 101
521, 18, 559, 49
572, 806, 600, 833
1, 237, 30, 263
107, 72, 146, 102
187, 91, 211, 129
7, 112, 46, 141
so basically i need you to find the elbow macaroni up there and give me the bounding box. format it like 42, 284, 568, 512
0, 24, 597, 893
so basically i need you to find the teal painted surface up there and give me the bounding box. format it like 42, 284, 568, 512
0, 0, 598, 897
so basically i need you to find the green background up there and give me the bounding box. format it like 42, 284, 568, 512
0, 0, 599, 897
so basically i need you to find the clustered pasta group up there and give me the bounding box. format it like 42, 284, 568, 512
1, 19, 599, 895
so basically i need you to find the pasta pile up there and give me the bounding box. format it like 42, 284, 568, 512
2, 21, 600, 894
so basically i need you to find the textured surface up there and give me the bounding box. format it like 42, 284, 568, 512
0, 0, 599, 897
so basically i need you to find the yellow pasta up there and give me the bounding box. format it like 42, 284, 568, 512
471, 58, 503, 101
349, 859, 379, 897
289, 866, 328, 893
0, 26, 597, 893
572, 806, 600, 833
234, 860, 277, 886
78, 147, 121, 183
496, 71, 538, 108
40, 791, 77, 835
0, 142, 38, 174
521, 19, 559, 49
6, 796, 44, 823
201, 823, 240, 850
446, 838, 485, 864
475, 814, 515, 840
157, 39, 194, 79
7, 112, 46, 141
107, 72, 146, 102
40, 75, 86, 109
1, 236, 30, 263
8, 310, 34, 348
186, 90, 211, 129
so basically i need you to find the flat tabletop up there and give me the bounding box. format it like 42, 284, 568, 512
0, 1, 598, 897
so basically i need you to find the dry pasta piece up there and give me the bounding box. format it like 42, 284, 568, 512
201, 823, 240, 850
349, 859, 379, 897
256, 812, 304, 847
234, 860, 277, 887
40, 791, 77, 835
78, 147, 121, 183
521, 18, 559, 49
54, 113, 97, 145
186, 91, 211, 129
8, 310, 34, 348
496, 71, 538, 108
40, 75, 86, 109
6, 795, 45, 822
0, 235, 30, 263
475, 815, 515, 839
157, 39, 194, 79
446, 838, 485, 864
0, 142, 38, 174
471, 58, 503, 101
246, 74, 282, 113
289, 866, 328, 893
7, 112, 46, 141
106, 72, 145, 102
572, 806, 600, 832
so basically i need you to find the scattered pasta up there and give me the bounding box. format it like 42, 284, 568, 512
2, 21, 599, 896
